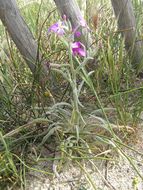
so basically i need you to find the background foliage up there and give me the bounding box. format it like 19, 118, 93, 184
0, 0, 143, 189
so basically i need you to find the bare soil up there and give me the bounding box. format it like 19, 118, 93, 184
24, 123, 143, 190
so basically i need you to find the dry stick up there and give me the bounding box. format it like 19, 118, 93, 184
3, 118, 49, 138
111, 0, 143, 71
0, 0, 49, 86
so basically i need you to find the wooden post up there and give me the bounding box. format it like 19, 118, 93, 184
0, 0, 49, 84
111, 0, 143, 71
53, 0, 92, 48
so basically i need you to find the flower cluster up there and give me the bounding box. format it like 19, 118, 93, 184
48, 16, 87, 57
48, 21, 65, 36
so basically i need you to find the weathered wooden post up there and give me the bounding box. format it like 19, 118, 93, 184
111, 0, 143, 72
53, 0, 92, 48
0, 0, 49, 84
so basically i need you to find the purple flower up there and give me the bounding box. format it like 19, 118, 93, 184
71, 42, 86, 57
79, 17, 89, 30
48, 21, 65, 36
79, 18, 86, 27
74, 31, 81, 37
62, 14, 67, 21
72, 17, 89, 38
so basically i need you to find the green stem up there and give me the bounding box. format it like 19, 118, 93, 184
68, 44, 80, 127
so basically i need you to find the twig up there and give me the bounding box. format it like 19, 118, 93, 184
3, 118, 49, 138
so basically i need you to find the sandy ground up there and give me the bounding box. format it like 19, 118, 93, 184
24, 123, 143, 190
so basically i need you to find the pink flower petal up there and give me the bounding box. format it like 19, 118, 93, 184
71, 42, 80, 48
78, 48, 86, 57
79, 18, 86, 27
71, 42, 86, 57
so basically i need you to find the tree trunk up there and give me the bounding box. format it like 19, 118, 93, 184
111, 0, 143, 71
0, 0, 49, 85
53, 0, 92, 48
